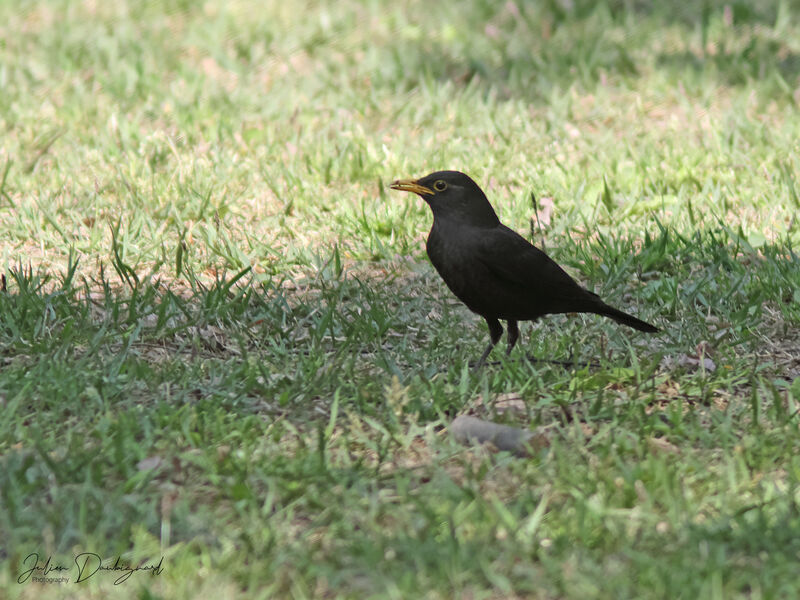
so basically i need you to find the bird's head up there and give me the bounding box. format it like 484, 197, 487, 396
390, 170, 500, 227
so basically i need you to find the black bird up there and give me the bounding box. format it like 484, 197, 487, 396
390, 170, 658, 367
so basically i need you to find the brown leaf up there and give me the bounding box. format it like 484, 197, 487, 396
648, 437, 680, 455
695, 340, 714, 358
533, 196, 555, 229
493, 393, 527, 415
136, 455, 163, 471
484, 24, 500, 39
661, 352, 716, 373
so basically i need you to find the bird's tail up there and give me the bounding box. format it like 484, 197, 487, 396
594, 304, 659, 333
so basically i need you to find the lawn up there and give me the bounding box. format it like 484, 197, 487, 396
1, 0, 800, 597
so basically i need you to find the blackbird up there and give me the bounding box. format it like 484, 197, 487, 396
390, 170, 658, 367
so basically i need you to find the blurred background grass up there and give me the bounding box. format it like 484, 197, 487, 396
2, 0, 799, 278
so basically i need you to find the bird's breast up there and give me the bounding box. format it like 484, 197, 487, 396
426, 224, 497, 315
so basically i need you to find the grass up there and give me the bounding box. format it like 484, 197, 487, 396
1, 0, 800, 597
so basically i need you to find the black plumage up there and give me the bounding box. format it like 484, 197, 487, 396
390, 170, 658, 367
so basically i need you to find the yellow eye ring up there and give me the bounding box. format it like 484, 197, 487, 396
433, 180, 447, 192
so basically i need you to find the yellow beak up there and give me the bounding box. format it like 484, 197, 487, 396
389, 178, 434, 196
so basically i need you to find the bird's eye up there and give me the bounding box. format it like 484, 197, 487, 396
433, 180, 447, 192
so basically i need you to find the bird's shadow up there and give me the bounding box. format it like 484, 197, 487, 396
469, 354, 602, 371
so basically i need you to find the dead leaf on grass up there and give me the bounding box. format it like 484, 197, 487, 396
661, 344, 716, 373
532, 196, 555, 229
648, 437, 680, 455
493, 393, 527, 415
136, 455, 164, 471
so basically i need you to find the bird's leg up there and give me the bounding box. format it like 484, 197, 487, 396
474, 317, 503, 369
505, 320, 519, 356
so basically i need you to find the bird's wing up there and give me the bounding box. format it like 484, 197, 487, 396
474, 225, 598, 305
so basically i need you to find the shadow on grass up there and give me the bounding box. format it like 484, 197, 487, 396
0, 224, 797, 420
